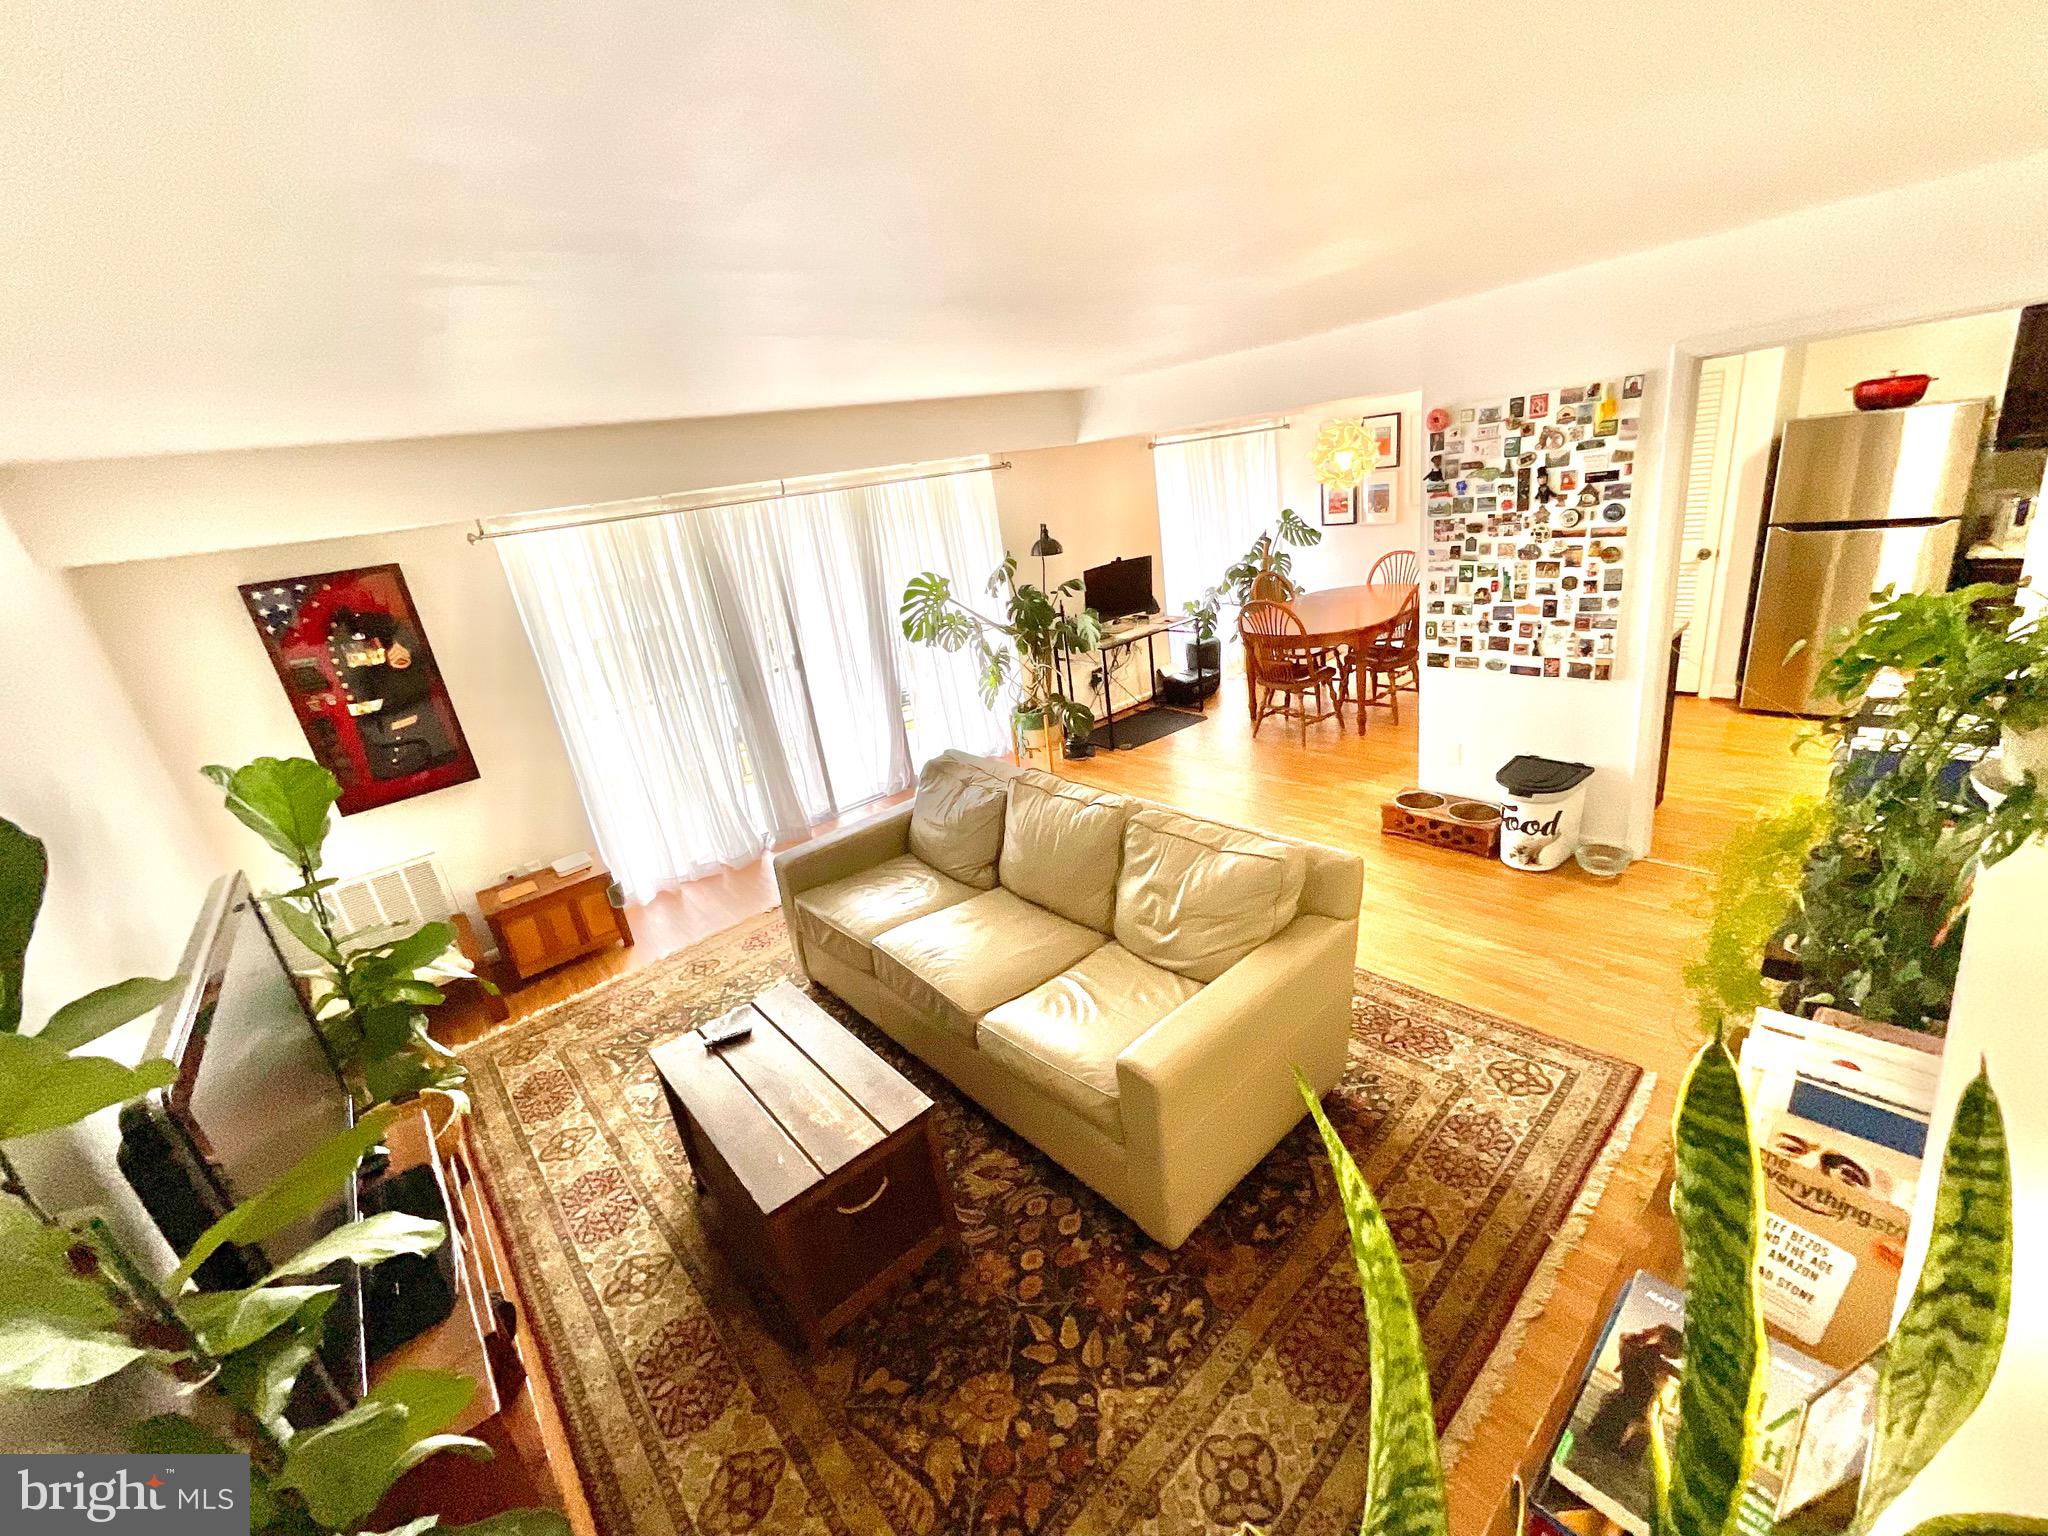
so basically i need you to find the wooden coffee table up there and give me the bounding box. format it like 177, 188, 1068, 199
649, 981, 957, 1351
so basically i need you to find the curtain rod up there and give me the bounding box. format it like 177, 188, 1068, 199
1147, 419, 1290, 450
468, 458, 1011, 543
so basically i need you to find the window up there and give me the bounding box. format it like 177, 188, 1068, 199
496, 462, 1010, 901
1150, 424, 1283, 619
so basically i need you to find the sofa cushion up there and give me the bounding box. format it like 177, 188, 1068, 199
979, 944, 1202, 1140
1114, 807, 1309, 981
794, 854, 977, 975
999, 769, 1128, 932
908, 752, 1009, 890
873, 888, 1105, 1042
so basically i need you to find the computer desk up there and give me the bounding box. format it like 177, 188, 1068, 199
1064, 612, 1209, 752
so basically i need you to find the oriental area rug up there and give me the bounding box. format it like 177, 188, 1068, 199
468, 911, 1645, 1536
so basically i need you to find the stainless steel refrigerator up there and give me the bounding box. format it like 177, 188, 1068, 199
1739, 400, 1985, 715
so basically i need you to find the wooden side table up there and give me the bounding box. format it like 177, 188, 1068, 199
477, 863, 633, 983
650, 981, 957, 1352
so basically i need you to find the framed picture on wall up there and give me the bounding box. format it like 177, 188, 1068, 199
1321, 483, 1358, 525
1363, 411, 1402, 468
1363, 480, 1395, 524
238, 563, 480, 815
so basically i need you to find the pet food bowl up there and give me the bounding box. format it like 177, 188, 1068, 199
1574, 842, 1633, 878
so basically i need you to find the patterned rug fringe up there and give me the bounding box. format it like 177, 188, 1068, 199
1437, 1069, 1657, 1472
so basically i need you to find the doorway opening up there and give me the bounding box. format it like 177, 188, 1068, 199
1670, 304, 2039, 711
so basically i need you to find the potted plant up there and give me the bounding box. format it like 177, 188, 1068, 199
0, 817, 567, 1536
201, 756, 487, 1103
901, 555, 1103, 758
1294, 1024, 2018, 1536
1774, 582, 2048, 1031
1181, 587, 1225, 678
1814, 581, 2048, 785
1221, 506, 1322, 603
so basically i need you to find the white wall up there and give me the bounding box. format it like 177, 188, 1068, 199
1793, 308, 2021, 418
993, 435, 1176, 710
1873, 836, 2048, 1535
1079, 151, 2048, 849
3, 390, 1083, 569
1275, 391, 1423, 591
0, 508, 210, 1447
0, 513, 214, 1019
71, 523, 596, 930
994, 436, 1161, 596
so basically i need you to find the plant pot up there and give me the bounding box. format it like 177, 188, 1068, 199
1189, 638, 1223, 675
418, 1086, 468, 1162
1014, 708, 1052, 756
2001, 721, 2048, 784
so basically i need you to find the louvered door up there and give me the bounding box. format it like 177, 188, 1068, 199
1674, 355, 1743, 692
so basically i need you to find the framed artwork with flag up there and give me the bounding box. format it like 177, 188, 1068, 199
239, 563, 480, 814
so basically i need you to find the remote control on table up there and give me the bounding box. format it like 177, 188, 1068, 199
700, 1014, 753, 1049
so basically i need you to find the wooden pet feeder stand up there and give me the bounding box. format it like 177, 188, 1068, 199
1380, 789, 1503, 857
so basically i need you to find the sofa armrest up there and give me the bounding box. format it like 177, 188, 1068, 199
772, 804, 914, 973
1114, 913, 1355, 1244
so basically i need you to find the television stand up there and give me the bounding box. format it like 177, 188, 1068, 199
367, 1103, 597, 1535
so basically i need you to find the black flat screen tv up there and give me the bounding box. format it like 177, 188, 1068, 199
118, 873, 366, 1426
1083, 555, 1157, 622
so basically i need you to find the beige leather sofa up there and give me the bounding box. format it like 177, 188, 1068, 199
773, 751, 1363, 1248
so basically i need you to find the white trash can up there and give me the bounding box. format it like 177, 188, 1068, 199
1494, 756, 1594, 871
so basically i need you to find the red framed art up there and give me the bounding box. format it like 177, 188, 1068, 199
239, 564, 480, 815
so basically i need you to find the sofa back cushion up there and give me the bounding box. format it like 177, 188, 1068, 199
908, 752, 1010, 890
1000, 770, 1128, 932
1114, 807, 1308, 981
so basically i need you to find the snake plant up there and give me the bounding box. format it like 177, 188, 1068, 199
1299, 1050, 2024, 1536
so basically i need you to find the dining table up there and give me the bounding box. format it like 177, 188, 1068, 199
1248, 581, 1417, 735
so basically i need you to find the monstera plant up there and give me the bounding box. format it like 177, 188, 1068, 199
1222, 507, 1323, 603
901, 554, 1103, 741
201, 757, 482, 1103
1297, 1043, 2022, 1536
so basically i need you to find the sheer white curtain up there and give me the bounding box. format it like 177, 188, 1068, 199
1151, 428, 1282, 619
859, 470, 1013, 764
497, 466, 1007, 902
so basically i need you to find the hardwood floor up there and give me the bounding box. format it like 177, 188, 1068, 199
447, 685, 1826, 1533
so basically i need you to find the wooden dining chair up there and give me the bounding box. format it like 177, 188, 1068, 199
1358, 595, 1421, 723
1239, 599, 1343, 743
1247, 569, 1298, 603
1368, 549, 1420, 586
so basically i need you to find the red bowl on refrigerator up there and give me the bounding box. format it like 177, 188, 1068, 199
1851, 373, 1934, 410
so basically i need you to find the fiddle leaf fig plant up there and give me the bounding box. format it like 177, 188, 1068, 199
0, 817, 182, 1139
901, 554, 1103, 740
201, 757, 479, 1103
0, 817, 564, 1536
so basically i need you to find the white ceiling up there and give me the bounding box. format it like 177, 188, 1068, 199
5, 3, 2048, 462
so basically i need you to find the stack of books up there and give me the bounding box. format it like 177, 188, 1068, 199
1738, 1008, 1935, 1366
1529, 1272, 1834, 1536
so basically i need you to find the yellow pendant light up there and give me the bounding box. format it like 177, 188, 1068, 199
1312, 417, 1377, 489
